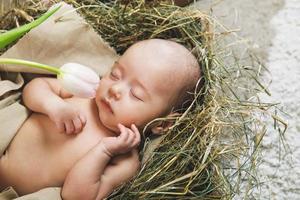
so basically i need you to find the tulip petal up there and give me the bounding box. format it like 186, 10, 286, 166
60, 63, 100, 85
58, 73, 96, 98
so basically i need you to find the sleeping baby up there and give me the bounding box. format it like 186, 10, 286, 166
0, 39, 200, 200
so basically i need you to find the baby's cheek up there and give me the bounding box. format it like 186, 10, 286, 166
120, 116, 136, 127
117, 111, 139, 126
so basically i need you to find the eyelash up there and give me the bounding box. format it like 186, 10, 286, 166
131, 90, 143, 101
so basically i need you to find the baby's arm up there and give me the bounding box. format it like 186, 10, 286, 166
23, 77, 86, 134
61, 124, 141, 200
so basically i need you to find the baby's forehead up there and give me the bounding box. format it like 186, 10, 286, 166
116, 59, 183, 96
119, 39, 198, 91
142, 64, 186, 93
123, 44, 189, 72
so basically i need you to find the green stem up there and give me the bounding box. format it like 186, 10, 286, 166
0, 5, 61, 49
0, 58, 61, 75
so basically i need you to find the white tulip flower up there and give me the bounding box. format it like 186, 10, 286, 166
0, 58, 100, 99
58, 63, 100, 98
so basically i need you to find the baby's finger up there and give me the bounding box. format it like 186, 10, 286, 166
79, 113, 86, 126
131, 124, 140, 137
117, 123, 125, 132
73, 117, 82, 134
56, 122, 65, 133
65, 120, 75, 134
126, 129, 136, 144
118, 123, 129, 141
131, 124, 141, 147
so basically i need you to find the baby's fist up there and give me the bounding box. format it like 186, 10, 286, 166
48, 102, 86, 134
102, 124, 141, 156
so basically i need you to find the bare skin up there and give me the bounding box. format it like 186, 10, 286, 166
0, 79, 140, 199
0, 39, 200, 200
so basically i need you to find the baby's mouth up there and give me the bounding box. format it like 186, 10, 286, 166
101, 98, 114, 114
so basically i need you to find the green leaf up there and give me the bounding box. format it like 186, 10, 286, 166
0, 5, 61, 49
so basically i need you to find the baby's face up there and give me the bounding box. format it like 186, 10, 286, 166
95, 47, 180, 133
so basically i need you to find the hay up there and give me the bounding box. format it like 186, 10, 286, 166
0, 0, 286, 199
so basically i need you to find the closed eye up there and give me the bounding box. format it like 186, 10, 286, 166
130, 90, 143, 101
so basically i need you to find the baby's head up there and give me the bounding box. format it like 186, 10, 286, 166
95, 39, 200, 133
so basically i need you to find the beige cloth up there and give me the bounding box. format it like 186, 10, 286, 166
0, 187, 18, 200
0, 2, 118, 199
0, 187, 61, 200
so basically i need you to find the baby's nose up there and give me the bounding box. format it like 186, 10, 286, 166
108, 84, 122, 100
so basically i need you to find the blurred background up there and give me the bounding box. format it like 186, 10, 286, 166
193, 0, 300, 199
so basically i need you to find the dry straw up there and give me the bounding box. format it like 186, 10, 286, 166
0, 0, 286, 199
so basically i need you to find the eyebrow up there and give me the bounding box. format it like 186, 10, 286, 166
115, 61, 151, 99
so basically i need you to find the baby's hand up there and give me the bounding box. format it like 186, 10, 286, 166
48, 102, 86, 134
101, 124, 141, 157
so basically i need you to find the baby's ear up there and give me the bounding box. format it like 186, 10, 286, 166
151, 112, 180, 135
